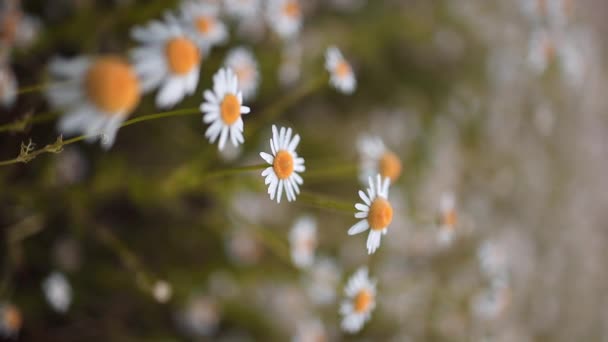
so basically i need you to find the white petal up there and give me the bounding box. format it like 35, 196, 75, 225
348, 220, 369, 235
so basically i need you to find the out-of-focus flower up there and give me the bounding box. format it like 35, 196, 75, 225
180, 1, 227, 52
0, 63, 16, 108
293, 317, 327, 342
224, 0, 261, 19
471, 285, 511, 321
52, 147, 88, 186
340, 267, 377, 333
305, 257, 341, 305
130, 14, 201, 108
278, 41, 302, 87
527, 29, 556, 75
0, 303, 22, 338
477, 239, 510, 287
225, 228, 263, 265
224, 47, 260, 101
437, 191, 457, 245
47, 56, 141, 149
548, 0, 574, 27
266, 0, 302, 40
201, 67, 251, 150
519, 0, 548, 22
289, 215, 317, 269
176, 295, 221, 337
260, 125, 305, 203
357, 135, 402, 184
153, 280, 173, 303
325, 46, 356, 94
348, 175, 393, 254
42, 271, 72, 313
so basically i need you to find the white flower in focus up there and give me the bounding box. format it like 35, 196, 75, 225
340, 267, 377, 333
260, 125, 306, 203
180, 1, 227, 52
201, 67, 251, 150
47, 56, 141, 149
289, 216, 317, 269
224, 0, 260, 19
42, 272, 72, 313
293, 317, 327, 342
0, 303, 22, 338
437, 191, 457, 245
0, 63, 16, 107
130, 14, 201, 108
357, 135, 402, 184
266, 0, 302, 40
325, 46, 356, 94
348, 175, 393, 254
224, 47, 260, 100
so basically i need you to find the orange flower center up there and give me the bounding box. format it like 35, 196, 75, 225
442, 210, 457, 228
85, 56, 141, 114
283, 1, 301, 18
379, 151, 402, 182
354, 289, 373, 313
220, 93, 241, 125
273, 150, 294, 179
165, 37, 200, 75
195, 16, 214, 34
1, 13, 20, 43
235, 66, 253, 84
3, 305, 22, 331
336, 61, 351, 78
368, 198, 393, 231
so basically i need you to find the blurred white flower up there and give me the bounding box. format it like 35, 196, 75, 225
225, 228, 263, 266
42, 271, 72, 313
266, 0, 302, 40
47, 56, 140, 149
305, 257, 341, 305
179, 1, 227, 52
437, 191, 457, 245
0, 63, 16, 108
289, 215, 317, 269
224, 47, 260, 101
279, 41, 302, 87
177, 295, 221, 337
527, 29, 556, 75
223, 0, 260, 19
0, 303, 22, 338
357, 135, 402, 184
340, 267, 377, 333
130, 13, 201, 108
152, 280, 173, 303
325, 46, 356, 94
201, 68, 251, 150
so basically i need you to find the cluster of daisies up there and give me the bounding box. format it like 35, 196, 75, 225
0, 0, 39, 108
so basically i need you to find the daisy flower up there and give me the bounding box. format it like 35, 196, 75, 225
527, 29, 556, 75
260, 125, 305, 203
266, 0, 302, 40
179, 1, 227, 52
357, 135, 402, 184
437, 191, 457, 245
0, 303, 21, 338
224, 47, 260, 100
130, 14, 202, 108
0, 63, 16, 108
42, 271, 72, 313
201, 67, 251, 150
224, 0, 261, 19
340, 267, 377, 333
348, 175, 393, 254
325, 46, 356, 94
289, 215, 317, 269
152, 280, 173, 304
47, 55, 141, 149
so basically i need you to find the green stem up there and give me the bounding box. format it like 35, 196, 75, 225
0, 111, 60, 133
203, 163, 268, 179
298, 191, 355, 214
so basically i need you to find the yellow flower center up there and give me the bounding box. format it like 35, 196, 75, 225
336, 61, 351, 78
441, 210, 457, 229
195, 16, 214, 34
3, 305, 22, 331
368, 198, 393, 231
220, 93, 241, 125
85, 56, 141, 114
354, 289, 373, 313
165, 37, 200, 75
282, 1, 301, 18
379, 151, 402, 182
273, 150, 294, 180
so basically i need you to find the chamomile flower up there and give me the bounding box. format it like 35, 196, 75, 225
152, 280, 173, 304
340, 267, 377, 333
42, 271, 72, 313
325, 46, 356, 94
0, 303, 22, 338
180, 1, 227, 52
224, 47, 260, 100
131, 14, 202, 108
527, 29, 556, 75
357, 135, 402, 184
260, 125, 305, 203
224, 0, 261, 19
348, 175, 393, 255
266, 0, 302, 40
289, 215, 317, 269
437, 191, 457, 245
47, 56, 141, 149
0, 63, 16, 107
201, 67, 251, 150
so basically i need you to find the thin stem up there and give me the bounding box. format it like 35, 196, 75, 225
0, 111, 60, 133
17, 83, 49, 95
0, 107, 200, 167
298, 191, 355, 214
203, 163, 268, 179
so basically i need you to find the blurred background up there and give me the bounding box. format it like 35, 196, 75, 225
1, 0, 608, 341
